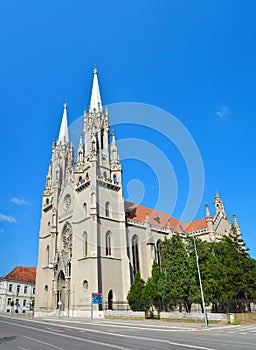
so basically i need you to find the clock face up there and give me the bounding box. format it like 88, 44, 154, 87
64, 194, 71, 210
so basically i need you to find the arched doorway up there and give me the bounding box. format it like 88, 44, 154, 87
57, 270, 65, 310
107, 290, 113, 310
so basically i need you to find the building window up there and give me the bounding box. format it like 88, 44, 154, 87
23, 300, 26, 307
132, 235, 140, 275
83, 280, 89, 291
106, 231, 111, 256
101, 129, 104, 149
105, 202, 110, 218
52, 213, 56, 226
83, 203, 87, 217
44, 285, 48, 292
113, 174, 117, 184
108, 290, 113, 310
24, 286, 27, 294
17, 285, 20, 294
83, 231, 88, 257
46, 245, 50, 266
7, 298, 11, 305
156, 240, 161, 268
33, 287, 35, 295
67, 262, 71, 277
9, 284, 13, 293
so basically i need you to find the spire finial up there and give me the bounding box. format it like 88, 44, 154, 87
112, 129, 116, 143
233, 214, 239, 227
89, 65, 102, 112
205, 203, 211, 217
57, 101, 69, 144
79, 133, 83, 145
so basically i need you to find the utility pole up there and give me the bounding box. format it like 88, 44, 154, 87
192, 232, 208, 327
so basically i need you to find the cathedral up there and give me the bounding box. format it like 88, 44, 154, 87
35, 67, 241, 317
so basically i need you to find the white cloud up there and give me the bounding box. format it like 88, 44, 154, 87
10, 197, 30, 205
216, 105, 229, 119
0, 213, 16, 223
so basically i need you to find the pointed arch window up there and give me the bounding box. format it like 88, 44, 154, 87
156, 240, 161, 268
52, 213, 56, 226
113, 174, 117, 184
101, 129, 104, 149
55, 232, 58, 252
83, 231, 88, 257
83, 203, 87, 218
106, 231, 111, 256
107, 290, 113, 310
46, 245, 50, 266
67, 261, 71, 277
132, 235, 140, 275
105, 202, 110, 218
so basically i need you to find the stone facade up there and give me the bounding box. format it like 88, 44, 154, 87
35, 67, 240, 317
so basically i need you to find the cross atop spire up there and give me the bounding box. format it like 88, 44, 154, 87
57, 102, 69, 144
89, 64, 102, 113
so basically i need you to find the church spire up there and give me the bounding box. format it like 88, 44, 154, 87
89, 65, 102, 113
57, 102, 69, 144
111, 130, 119, 162
205, 203, 211, 218
233, 214, 240, 232
214, 190, 225, 215
215, 190, 220, 199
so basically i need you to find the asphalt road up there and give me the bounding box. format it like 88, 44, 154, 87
0, 315, 255, 350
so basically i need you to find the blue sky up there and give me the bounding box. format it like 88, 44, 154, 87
0, 0, 256, 276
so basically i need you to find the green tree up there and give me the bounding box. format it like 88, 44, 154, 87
212, 230, 256, 312
187, 238, 223, 312
127, 272, 146, 311
144, 261, 163, 316
159, 235, 198, 312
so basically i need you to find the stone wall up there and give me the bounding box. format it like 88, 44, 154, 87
104, 310, 145, 320
160, 311, 227, 323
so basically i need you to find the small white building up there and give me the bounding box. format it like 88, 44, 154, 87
0, 266, 36, 314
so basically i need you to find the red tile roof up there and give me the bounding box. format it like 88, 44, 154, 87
184, 218, 208, 232
125, 201, 184, 231
125, 201, 208, 233
2, 266, 36, 283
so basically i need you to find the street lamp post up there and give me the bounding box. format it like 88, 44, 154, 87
192, 233, 208, 327
58, 289, 61, 319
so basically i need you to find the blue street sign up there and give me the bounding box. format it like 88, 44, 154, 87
92, 292, 103, 305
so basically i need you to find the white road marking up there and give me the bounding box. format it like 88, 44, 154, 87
50, 318, 198, 331
21, 336, 65, 350
17, 347, 29, 350
0, 318, 216, 350
167, 342, 216, 350
0, 320, 132, 350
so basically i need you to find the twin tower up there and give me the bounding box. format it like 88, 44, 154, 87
35, 67, 130, 317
